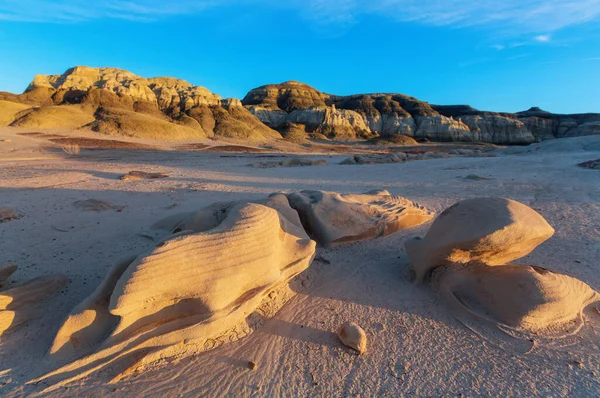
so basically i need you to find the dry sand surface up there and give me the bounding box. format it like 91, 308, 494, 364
1, 126, 600, 397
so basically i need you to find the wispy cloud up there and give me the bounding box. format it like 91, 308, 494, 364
1, 0, 600, 37
534, 34, 552, 42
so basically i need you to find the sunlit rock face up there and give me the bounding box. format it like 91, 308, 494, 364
243, 82, 600, 143
11, 66, 281, 142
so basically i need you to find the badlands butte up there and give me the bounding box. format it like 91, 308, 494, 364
1, 65, 600, 144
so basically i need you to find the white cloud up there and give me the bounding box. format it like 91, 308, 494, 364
1, 0, 600, 36
534, 35, 552, 42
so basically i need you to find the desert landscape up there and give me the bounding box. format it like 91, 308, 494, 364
0, 64, 599, 397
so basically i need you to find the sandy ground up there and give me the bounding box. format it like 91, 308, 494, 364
1, 127, 600, 397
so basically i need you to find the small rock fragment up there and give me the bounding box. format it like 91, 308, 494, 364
0, 207, 20, 223
337, 321, 367, 354
578, 159, 600, 170
74, 199, 125, 212
462, 174, 494, 181
120, 171, 170, 180
248, 361, 257, 370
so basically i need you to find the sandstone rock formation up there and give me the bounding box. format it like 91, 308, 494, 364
41, 202, 315, 382
4, 67, 599, 144
5, 66, 281, 142
0, 271, 68, 335
149, 193, 304, 238
243, 82, 600, 144
337, 322, 367, 354
0, 100, 31, 126
578, 159, 600, 169
287, 190, 434, 247
249, 158, 327, 168
407, 197, 598, 335
436, 262, 599, 334
10, 105, 95, 129
368, 134, 418, 146
120, 171, 170, 180
405, 197, 555, 283
73, 199, 125, 212
340, 153, 407, 165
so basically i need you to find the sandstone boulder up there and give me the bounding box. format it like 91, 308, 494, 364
44, 202, 315, 380
287, 190, 434, 247
337, 322, 367, 354
405, 197, 554, 283
437, 262, 599, 334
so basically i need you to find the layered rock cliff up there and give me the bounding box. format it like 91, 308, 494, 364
0, 66, 280, 142
1, 69, 599, 145
242, 82, 600, 144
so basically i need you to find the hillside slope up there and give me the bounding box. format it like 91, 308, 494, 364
1, 66, 281, 142
242, 81, 600, 144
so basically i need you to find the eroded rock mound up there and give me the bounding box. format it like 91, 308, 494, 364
578, 159, 600, 170
436, 262, 599, 335
10, 105, 95, 129
405, 197, 554, 283
42, 202, 315, 383
340, 153, 407, 165
287, 190, 434, 247
148, 193, 304, 239
74, 199, 125, 212
408, 197, 599, 336
0, 100, 31, 126
0, 270, 68, 335
9, 66, 281, 142
120, 171, 170, 180
249, 158, 327, 168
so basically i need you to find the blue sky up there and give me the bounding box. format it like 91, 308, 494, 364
1, 0, 599, 113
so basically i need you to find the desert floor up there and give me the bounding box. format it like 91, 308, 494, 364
1, 127, 600, 397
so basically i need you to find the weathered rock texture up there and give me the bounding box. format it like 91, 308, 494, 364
337, 322, 368, 354
405, 197, 555, 283
249, 158, 327, 168
41, 202, 315, 384
437, 262, 599, 334
242, 82, 600, 144
3, 66, 280, 142
0, 207, 20, 223
407, 197, 599, 336
287, 190, 434, 247
4, 68, 599, 144
0, 271, 68, 335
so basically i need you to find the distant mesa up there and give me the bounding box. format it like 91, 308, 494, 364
1, 66, 600, 144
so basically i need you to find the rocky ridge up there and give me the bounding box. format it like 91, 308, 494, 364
1, 68, 599, 145
242, 81, 600, 144
0, 66, 280, 142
